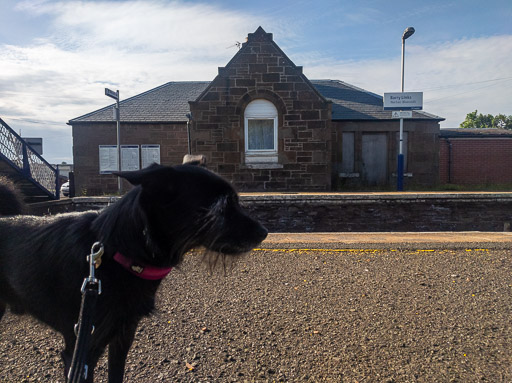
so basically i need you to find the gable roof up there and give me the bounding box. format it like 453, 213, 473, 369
310, 80, 443, 121
193, 26, 328, 106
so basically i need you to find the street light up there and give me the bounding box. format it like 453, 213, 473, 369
105, 88, 122, 194
397, 26, 415, 191
401, 27, 415, 92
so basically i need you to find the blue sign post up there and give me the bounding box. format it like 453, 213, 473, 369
384, 92, 423, 191
383, 27, 419, 191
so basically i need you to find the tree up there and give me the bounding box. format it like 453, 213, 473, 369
494, 114, 512, 129
459, 110, 512, 129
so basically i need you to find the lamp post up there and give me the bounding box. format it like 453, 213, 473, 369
105, 88, 122, 194
397, 26, 415, 191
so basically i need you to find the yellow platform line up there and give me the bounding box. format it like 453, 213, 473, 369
254, 248, 490, 254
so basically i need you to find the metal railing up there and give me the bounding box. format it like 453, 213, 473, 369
0, 117, 59, 199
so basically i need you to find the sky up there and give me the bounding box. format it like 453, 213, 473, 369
1, 0, 511, 164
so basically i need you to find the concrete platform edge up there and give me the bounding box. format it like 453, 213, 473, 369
261, 232, 512, 250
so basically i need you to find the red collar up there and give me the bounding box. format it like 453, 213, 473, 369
113, 252, 172, 280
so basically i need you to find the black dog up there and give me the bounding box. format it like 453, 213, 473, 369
0, 164, 267, 382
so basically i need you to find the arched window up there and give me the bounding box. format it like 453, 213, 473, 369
244, 99, 278, 163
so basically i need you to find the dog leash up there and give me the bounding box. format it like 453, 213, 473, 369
68, 242, 103, 383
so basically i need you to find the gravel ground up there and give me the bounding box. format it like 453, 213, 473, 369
1, 245, 511, 382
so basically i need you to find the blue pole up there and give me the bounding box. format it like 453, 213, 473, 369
397, 153, 404, 191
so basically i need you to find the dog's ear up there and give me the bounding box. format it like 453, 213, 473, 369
114, 163, 174, 187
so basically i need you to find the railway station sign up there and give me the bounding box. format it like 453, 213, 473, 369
105, 88, 119, 100
384, 92, 423, 110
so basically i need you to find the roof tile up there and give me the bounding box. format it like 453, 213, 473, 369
69, 79, 443, 124
69, 82, 209, 123
310, 80, 443, 121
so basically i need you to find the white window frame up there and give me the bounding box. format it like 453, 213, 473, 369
244, 99, 278, 164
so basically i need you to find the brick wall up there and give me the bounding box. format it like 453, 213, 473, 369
241, 194, 512, 232
72, 123, 188, 195
189, 27, 332, 192
32, 193, 512, 232
440, 138, 512, 184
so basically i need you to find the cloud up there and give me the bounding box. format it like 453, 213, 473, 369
301, 34, 512, 126
23, 1, 250, 53
1, 0, 271, 162
4, 1, 268, 97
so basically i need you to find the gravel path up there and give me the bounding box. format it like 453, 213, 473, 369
1, 246, 511, 382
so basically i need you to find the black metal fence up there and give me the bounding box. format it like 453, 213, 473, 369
0, 118, 59, 199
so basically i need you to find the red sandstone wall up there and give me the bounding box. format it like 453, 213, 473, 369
189, 28, 332, 192
72, 123, 188, 195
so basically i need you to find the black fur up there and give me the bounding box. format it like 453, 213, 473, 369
0, 176, 25, 215
0, 164, 267, 383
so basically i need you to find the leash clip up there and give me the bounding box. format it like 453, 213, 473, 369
88, 242, 104, 269
82, 242, 104, 295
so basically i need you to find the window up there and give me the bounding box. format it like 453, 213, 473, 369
244, 99, 278, 164
247, 119, 275, 150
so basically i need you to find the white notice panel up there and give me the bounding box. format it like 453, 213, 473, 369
391, 111, 413, 118
141, 145, 161, 168
383, 92, 423, 110
121, 145, 140, 171
99, 145, 118, 174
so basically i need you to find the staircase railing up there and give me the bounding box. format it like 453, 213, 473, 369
0, 117, 59, 199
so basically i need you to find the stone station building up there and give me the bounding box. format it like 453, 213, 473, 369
69, 27, 443, 195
